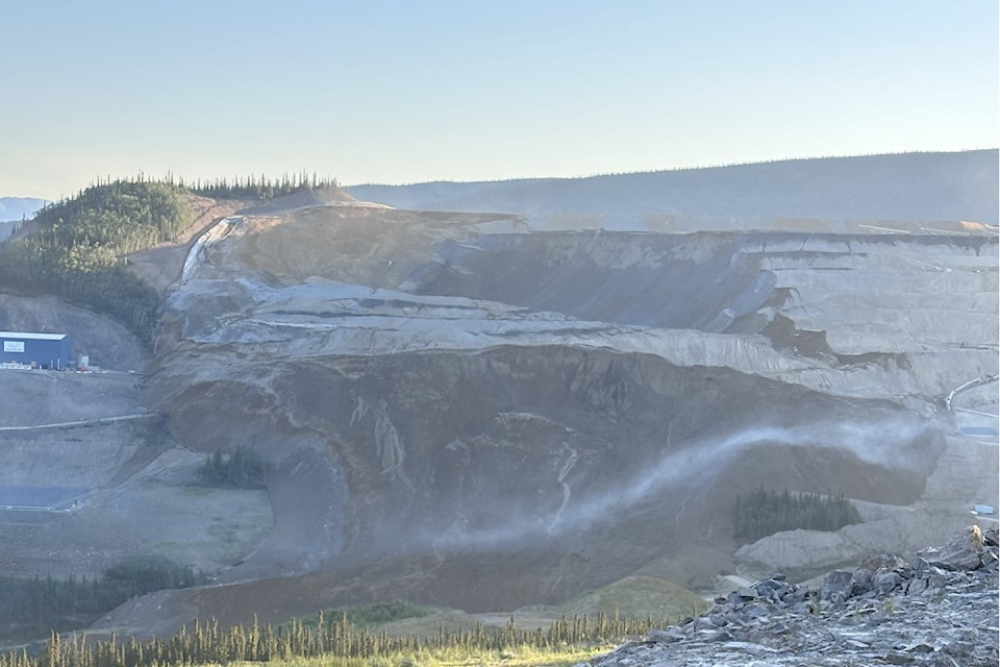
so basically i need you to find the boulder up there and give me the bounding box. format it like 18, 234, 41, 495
906, 577, 928, 596
873, 570, 901, 594
909, 556, 929, 579
919, 525, 984, 571
851, 568, 873, 596
821, 570, 854, 603
648, 628, 686, 644
858, 553, 910, 576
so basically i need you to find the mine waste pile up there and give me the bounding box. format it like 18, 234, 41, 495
581, 526, 999, 667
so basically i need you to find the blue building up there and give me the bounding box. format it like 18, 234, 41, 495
0, 331, 72, 369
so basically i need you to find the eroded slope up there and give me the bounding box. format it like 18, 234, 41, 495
113, 203, 997, 633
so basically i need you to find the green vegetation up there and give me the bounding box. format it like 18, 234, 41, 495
197, 447, 266, 489
188, 172, 338, 200
0, 178, 191, 343
0, 173, 341, 345
734, 487, 862, 543
293, 601, 430, 631
31, 179, 193, 251
561, 576, 709, 619
1, 609, 663, 667
0, 557, 204, 642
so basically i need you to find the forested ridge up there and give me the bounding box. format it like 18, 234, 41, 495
0, 179, 190, 343
0, 174, 337, 344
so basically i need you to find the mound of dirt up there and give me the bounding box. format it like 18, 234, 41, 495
562, 576, 710, 619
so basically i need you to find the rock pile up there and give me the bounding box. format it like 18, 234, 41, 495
582, 526, 999, 667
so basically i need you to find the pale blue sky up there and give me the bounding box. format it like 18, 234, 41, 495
1, 0, 996, 199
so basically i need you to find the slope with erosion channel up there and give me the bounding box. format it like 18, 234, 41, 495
142, 347, 938, 616
98, 203, 997, 636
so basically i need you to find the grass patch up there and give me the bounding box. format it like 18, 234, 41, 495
560, 576, 709, 620
286, 644, 606, 666
149, 644, 608, 667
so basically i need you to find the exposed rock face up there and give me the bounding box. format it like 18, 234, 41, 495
131, 203, 995, 625
583, 527, 1000, 667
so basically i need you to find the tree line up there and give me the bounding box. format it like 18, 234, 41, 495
0, 173, 340, 345
2, 608, 669, 667
0, 179, 190, 344
0, 557, 204, 643
734, 487, 862, 543
187, 172, 339, 200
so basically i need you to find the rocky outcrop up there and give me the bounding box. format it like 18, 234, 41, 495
583, 526, 1000, 667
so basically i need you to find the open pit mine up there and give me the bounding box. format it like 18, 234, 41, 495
0, 183, 996, 640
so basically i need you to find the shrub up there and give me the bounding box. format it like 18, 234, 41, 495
197, 447, 266, 489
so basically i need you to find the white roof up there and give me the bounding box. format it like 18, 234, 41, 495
0, 331, 67, 341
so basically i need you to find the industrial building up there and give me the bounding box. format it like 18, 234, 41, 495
0, 331, 72, 369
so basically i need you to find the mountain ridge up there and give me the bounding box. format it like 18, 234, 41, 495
346, 150, 999, 226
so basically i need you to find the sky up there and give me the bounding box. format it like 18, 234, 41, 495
1, 0, 997, 200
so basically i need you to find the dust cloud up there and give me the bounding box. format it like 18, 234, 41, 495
420, 415, 941, 554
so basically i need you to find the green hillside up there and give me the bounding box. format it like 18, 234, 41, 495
0, 174, 338, 345
0, 179, 191, 343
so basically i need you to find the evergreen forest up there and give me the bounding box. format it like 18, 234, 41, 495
0, 557, 203, 642
733, 487, 862, 543
0, 179, 190, 343
188, 172, 338, 200
1, 608, 664, 667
